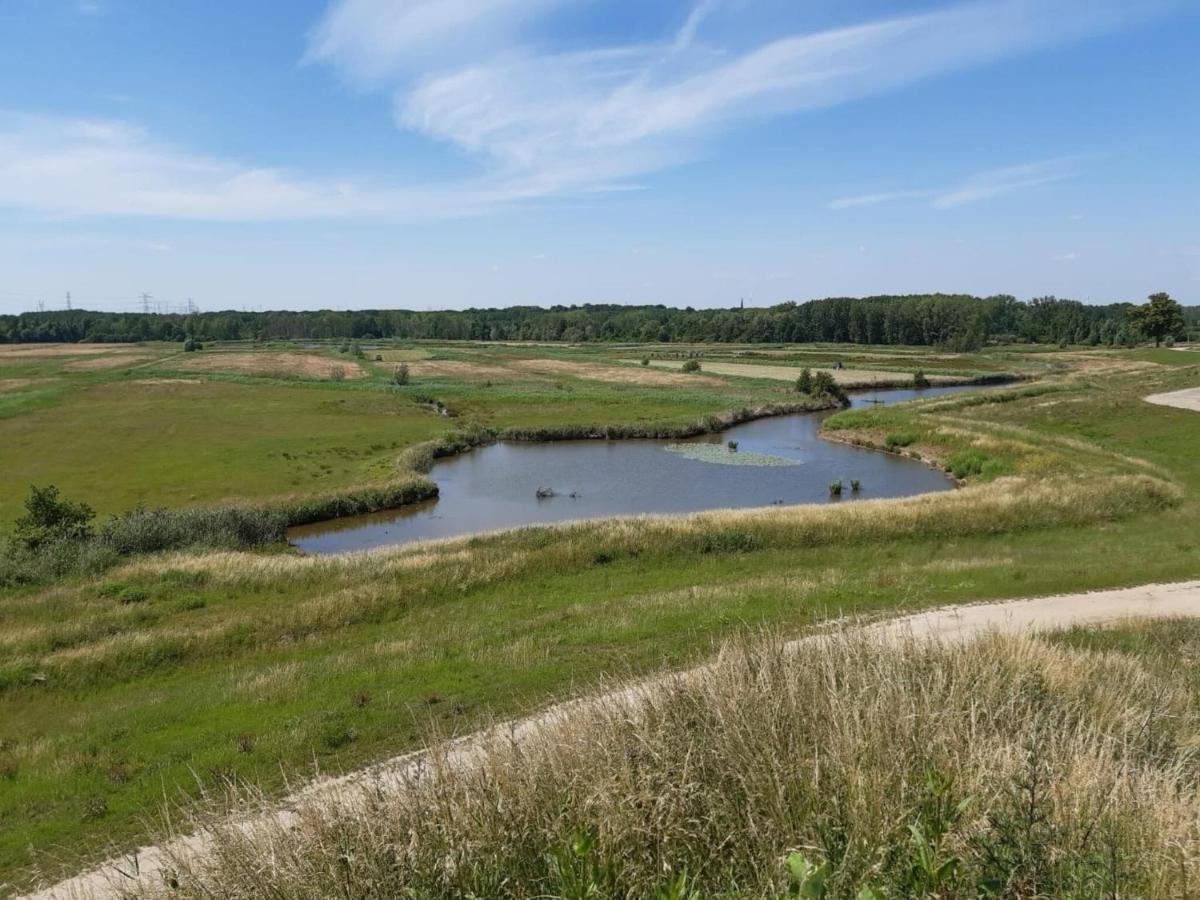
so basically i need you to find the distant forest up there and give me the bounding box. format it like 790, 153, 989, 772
2, 294, 1196, 349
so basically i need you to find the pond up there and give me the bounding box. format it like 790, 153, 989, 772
289, 385, 980, 554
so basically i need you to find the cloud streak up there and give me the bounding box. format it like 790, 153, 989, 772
832, 158, 1079, 211
0, 0, 1173, 221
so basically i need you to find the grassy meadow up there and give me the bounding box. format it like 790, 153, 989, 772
0, 339, 1198, 892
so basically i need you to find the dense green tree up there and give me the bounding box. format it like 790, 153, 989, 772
1129, 292, 1186, 346
14, 485, 95, 550
1, 294, 1194, 348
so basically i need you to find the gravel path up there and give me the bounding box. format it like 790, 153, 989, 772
24, 579, 1200, 900
1145, 387, 1200, 412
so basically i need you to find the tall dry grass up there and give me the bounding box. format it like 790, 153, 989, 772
139, 627, 1200, 899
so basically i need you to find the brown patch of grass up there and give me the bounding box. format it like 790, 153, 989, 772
63, 354, 154, 371
650, 359, 962, 386
0, 343, 139, 357
408, 359, 518, 380
0, 377, 49, 392
513, 358, 724, 385
1049, 352, 1162, 375
173, 352, 366, 380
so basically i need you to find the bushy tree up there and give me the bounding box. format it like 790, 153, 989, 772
1129, 292, 1185, 347
812, 371, 848, 403
13, 485, 95, 550
796, 368, 814, 394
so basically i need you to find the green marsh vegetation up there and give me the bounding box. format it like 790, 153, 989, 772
0, 340, 1198, 889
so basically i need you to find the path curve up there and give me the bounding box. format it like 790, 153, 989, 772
23, 579, 1200, 900
1145, 386, 1200, 413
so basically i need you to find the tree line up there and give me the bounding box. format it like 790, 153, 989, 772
1, 293, 1192, 348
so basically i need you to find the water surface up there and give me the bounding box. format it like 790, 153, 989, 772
290, 385, 978, 554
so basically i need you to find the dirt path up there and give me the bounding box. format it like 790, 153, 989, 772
1145, 387, 1200, 412
24, 580, 1200, 900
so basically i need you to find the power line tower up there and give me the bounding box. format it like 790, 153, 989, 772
140, 292, 153, 314
65, 291, 72, 311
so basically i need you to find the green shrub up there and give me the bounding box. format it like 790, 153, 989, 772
812, 371, 848, 404
693, 529, 762, 554
913, 369, 931, 389
829, 479, 843, 497
947, 450, 993, 480
13, 485, 95, 550
98, 506, 288, 555
681, 359, 702, 373
884, 432, 919, 451
392, 363, 410, 386
796, 368, 814, 394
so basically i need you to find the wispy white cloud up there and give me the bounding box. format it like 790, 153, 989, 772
304, 0, 567, 85
932, 158, 1077, 208
830, 189, 937, 210
1052, 251, 1078, 261
831, 158, 1078, 211
0, 0, 1173, 221
0, 113, 570, 222
318, 0, 1159, 198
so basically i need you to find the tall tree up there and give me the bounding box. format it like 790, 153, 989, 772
1129, 292, 1185, 347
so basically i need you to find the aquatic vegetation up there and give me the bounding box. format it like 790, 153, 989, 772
664, 443, 799, 467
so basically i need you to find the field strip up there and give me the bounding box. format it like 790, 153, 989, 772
1145, 387, 1200, 412
24, 579, 1200, 900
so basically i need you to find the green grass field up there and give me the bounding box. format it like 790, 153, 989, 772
1, 340, 1198, 892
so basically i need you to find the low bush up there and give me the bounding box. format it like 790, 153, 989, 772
13, 485, 95, 550
97, 506, 288, 555
691, 528, 763, 555
946, 449, 1007, 480
884, 431, 919, 451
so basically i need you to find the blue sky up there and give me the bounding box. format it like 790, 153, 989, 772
0, 0, 1196, 314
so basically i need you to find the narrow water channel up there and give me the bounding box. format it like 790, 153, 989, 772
289, 384, 980, 554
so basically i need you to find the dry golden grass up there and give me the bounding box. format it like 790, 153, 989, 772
0, 377, 47, 392
138, 627, 1200, 898
512, 358, 724, 385
370, 348, 432, 362
1047, 352, 1162, 375
407, 359, 517, 379
0, 343, 138, 357
649, 359, 960, 386
173, 352, 366, 379
62, 354, 153, 371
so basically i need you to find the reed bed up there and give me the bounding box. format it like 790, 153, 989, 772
140, 625, 1200, 898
